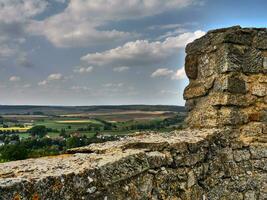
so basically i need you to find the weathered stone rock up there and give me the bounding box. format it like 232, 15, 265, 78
233, 150, 251, 162
217, 44, 245, 73
251, 83, 267, 97
253, 30, 267, 49
210, 93, 256, 107
220, 75, 247, 94
183, 83, 208, 100
264, 57, 267, 72
250, 144, 267, 159
219, 107, 248, 125
242, 48, 264, 73
185, 54, 198, 79
0, 26, 267, 200
244, 190, 256, 200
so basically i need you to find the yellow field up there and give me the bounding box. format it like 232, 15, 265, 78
56, 120, 94, 124
0, 126, 32, 132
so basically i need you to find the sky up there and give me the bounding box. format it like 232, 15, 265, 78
0, 0, 266, 106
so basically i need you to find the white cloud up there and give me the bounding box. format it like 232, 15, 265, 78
9, 76, 21, 82
47, 73, 63, 81
71, 86, 91, 91
63, 0, 195, 21
151, 68, 174, 78
151, 67, 186, 80
113, 66, 130, 72
27, 0, 197, 47
81, 30, 205, 67
150, 23, 189, 40
0, 0, 48, 23
0, 0, 48, 60
28, 21, 134, 48
38, 80, 48, 86
39, 73, 64, 86
171, 67, 186, 80
73, 66, 93, 74
157, 28, 189, 40
103, 83, 124, 88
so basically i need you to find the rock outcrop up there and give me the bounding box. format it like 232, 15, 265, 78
0, 26, 266, 200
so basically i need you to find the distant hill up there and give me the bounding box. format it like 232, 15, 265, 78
0, 105, 185, 115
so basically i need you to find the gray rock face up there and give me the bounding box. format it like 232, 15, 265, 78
0, 26, 266, 200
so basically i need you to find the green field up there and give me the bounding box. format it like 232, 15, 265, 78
0, 107, 186, 162
0, 109, 186, 140
36, 119, 100, 129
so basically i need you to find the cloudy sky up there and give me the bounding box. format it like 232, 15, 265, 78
0, 0, 266, 106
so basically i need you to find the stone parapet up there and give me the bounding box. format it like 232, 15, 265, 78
184, 26, 267, 137
0, 26, 266, 200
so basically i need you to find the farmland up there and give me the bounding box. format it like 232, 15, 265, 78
0, 126, 32, 132
0, 105, 186, 162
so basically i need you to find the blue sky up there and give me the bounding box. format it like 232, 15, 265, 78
0, 0, 266, 106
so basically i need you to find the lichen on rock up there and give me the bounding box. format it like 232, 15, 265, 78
0, 26, 266, 200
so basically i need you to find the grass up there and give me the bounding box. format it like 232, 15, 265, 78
47, 132, 60, 138
34, 118, 102, 131
18, 133, 31, 139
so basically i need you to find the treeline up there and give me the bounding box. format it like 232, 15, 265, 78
116, 114, 185, 131
82, 105, 185, 112
76, 115, 185, 133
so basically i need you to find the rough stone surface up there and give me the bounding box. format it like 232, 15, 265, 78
0, 26, 266, 200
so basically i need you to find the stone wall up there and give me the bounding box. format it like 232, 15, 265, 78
0, 26, 266, 200
184, 26, 267, 131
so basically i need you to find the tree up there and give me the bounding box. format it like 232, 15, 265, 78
60, 128, 67, 138
32, 111, 44, 115
29, 126, 47, 138
0, 144, 28, 161
66, 136, 82, 149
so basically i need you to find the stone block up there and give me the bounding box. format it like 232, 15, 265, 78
146, 151, 173, 168
222, 28, 254, 45
187, 171, 196, 188
217, 44, 244, 73
210, 93, 256, 107
253, 30, 267, 49
221, 76, 247, 94
264, 57, 267, 70
184, 77, 215, 100
218, 107, 248, 125
185, 99, 196, 111
233, 150, 251, 162
251, 83, 267, 97
185, 54, 198, 79
242, 48, 263, 73
184, 84, 208, 100
241, 122, 264, 137
250, 145, 267, 159
244, 190, 256, 200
